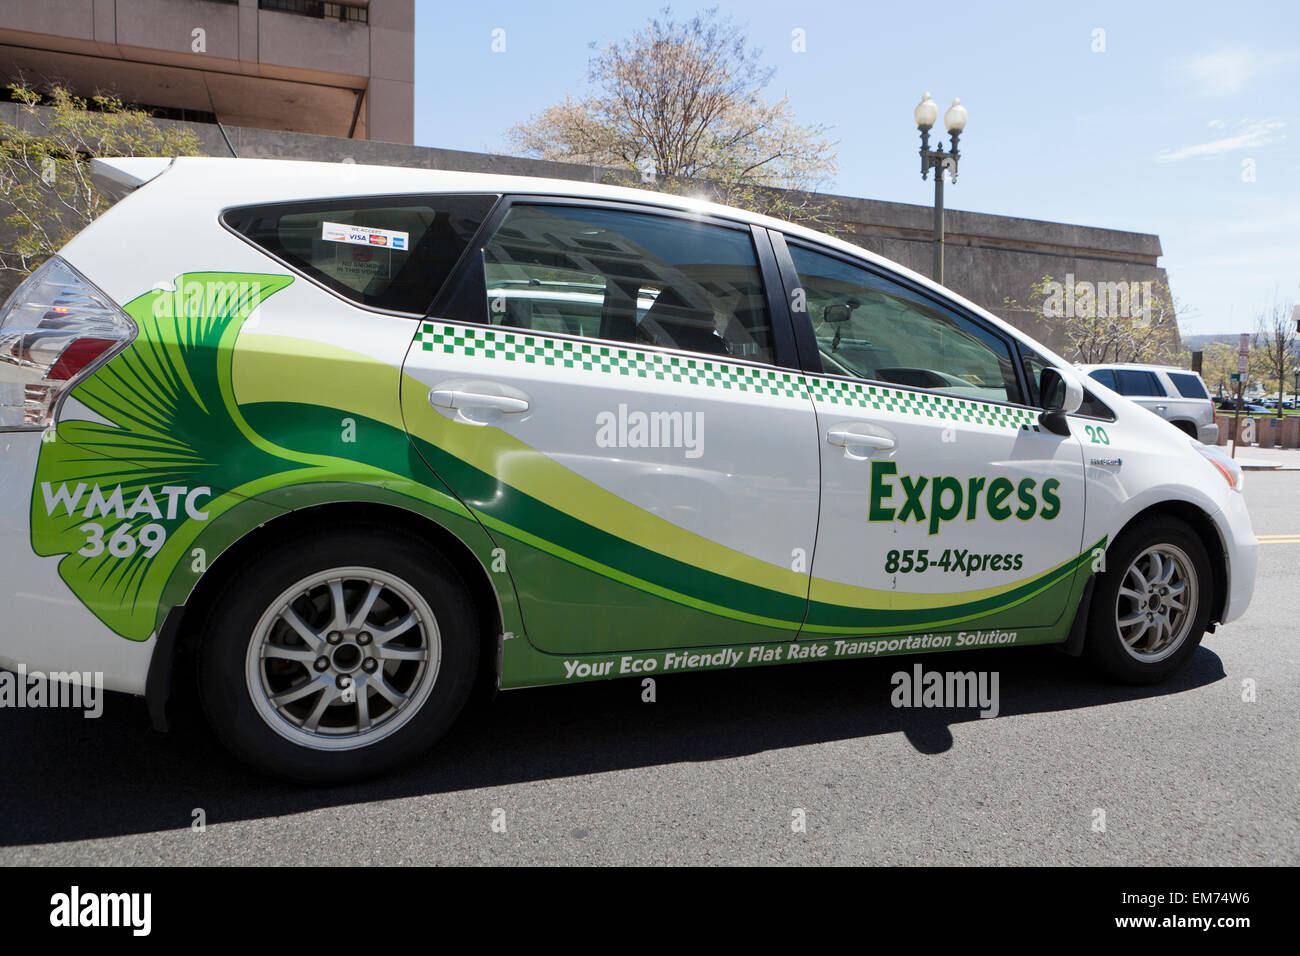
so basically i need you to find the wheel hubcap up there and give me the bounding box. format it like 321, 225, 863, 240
1115, 544, 1198, 663
245, 567, 441, 751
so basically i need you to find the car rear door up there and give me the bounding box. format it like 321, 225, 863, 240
771, 235, 1091, 643
400, 198, 820, 656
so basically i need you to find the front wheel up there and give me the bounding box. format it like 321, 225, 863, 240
198, 529, 479, 783
1084, 516, 1212, 684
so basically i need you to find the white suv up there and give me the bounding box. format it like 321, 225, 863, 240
1080, 364, 1219, 444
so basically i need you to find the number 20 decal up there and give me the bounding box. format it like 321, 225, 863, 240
1084, 425, 1111, 445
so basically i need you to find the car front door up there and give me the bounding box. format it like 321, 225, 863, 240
773, 236, 1090, 646
400, 199, 821, 656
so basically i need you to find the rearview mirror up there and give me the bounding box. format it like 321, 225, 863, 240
823, 303, 853, 323
1038, 367, 1083, 435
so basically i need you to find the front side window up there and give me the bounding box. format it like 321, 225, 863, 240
478, 204, 775, 363
1028, 349, 1114, 419
225, 194, 496, 314
788, 243, 1022, 404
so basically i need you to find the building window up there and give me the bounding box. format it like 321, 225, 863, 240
258, 0, 369, 24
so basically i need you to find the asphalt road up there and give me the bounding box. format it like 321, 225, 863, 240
2, 473, 1297, 865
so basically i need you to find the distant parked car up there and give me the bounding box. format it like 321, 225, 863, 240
1081, 364, 1218, 444
1218, 397, 1270, 415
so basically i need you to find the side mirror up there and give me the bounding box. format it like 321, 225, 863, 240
1038, 367, 1083, 436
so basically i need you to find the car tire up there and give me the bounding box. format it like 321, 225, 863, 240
1083, 516, 1212, 684
198, 527, 479, 784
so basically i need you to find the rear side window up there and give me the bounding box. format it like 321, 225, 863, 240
1114, 369, 1164, 396
1168, 372, 1209, 399
224, 194, 496, 314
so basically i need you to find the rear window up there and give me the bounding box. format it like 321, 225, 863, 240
1168, 372, 1209, 399
224, 194, 497, 314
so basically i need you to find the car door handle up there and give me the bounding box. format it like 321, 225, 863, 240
826, 428, 895, 451
428, 388, 530, 413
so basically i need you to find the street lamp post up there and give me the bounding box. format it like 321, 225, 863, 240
914, 93, 967, 286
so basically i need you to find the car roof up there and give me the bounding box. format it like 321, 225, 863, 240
1079, 363, 1200, 374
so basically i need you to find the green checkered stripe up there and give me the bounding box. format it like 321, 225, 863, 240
413, 323, 1038, 431
414, 323, 808, 399
804, 376, 1040, 432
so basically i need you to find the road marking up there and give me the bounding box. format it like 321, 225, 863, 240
1258, 534, 1300, 544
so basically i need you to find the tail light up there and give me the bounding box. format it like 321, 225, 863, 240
0, 257, 136, 429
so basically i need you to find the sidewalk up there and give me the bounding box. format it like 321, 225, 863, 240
1223, 443, 1300, 471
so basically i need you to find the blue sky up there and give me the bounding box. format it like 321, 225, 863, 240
413, 0, 1300, 336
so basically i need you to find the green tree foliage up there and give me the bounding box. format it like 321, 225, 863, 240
1, 83, 204, 274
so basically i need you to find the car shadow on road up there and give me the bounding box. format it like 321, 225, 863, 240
0, 644, 1225, 846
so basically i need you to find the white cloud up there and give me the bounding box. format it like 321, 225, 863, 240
1179, 48, 1293, 98
1155, 118, 1285, 163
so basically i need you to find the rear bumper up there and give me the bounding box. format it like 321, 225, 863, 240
0, 431, 153, 695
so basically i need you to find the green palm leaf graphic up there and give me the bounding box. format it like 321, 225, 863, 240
30, 273, 295, 640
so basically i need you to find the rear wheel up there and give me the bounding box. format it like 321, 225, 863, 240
1084, 516, 1212, 684
198, 529, 478, 783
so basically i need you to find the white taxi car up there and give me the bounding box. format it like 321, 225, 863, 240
0, 158, 1258, 781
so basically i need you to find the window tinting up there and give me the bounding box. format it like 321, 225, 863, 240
1115, 369, 1164, 397
789, 243, 1022, 404
1168, 372, 1209, 399
224, 195, 495, 314
1087, 368, 1116, 390
479, 204, 775, 363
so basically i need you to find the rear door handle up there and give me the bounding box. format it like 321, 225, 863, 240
429, 388, 530, 413
826, 428, 895, 451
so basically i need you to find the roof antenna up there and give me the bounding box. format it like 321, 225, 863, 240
215, 120, 238, 158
